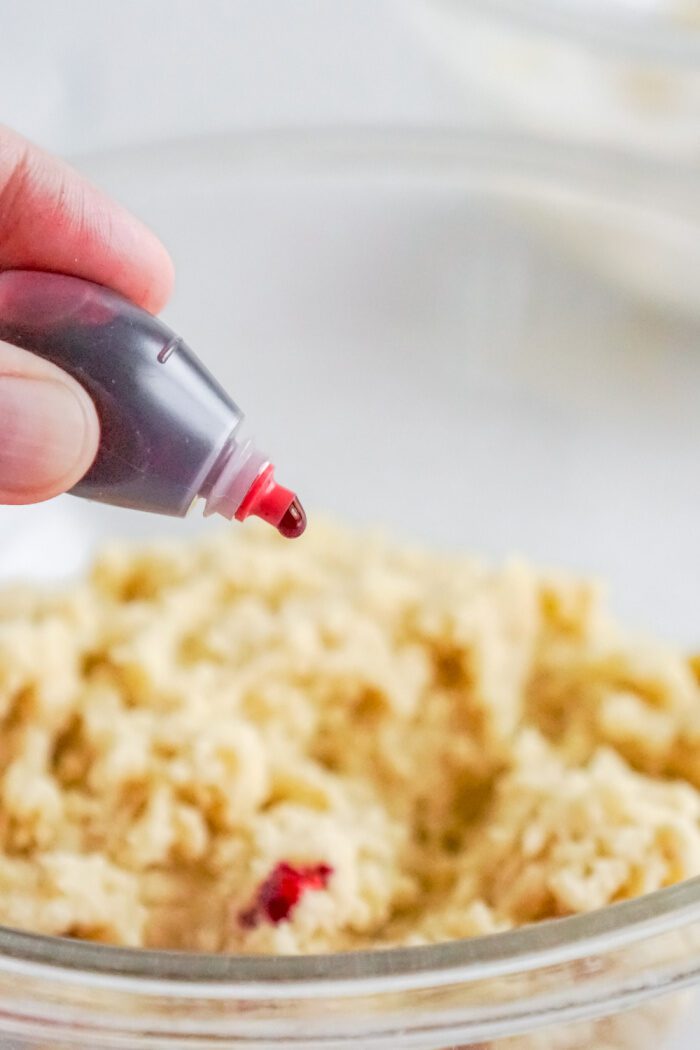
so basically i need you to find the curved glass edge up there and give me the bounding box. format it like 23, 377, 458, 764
0, 875, 699, 994
71, 127, 700, 210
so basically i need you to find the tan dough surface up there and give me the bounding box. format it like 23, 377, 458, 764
0, 520, 698, 954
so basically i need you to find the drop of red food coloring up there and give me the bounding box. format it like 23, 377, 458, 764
238, 861, 333, 928
277, 498, 307, 539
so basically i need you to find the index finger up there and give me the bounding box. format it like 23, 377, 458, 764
0, 126, 174, 314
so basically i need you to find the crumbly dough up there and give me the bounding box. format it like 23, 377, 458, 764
0, 520, 698, 954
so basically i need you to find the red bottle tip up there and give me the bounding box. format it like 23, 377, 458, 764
235, 464, 307, 539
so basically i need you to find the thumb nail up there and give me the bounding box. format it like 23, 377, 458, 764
0, 374, 98, 502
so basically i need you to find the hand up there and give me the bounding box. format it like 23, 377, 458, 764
0, 125, 174, 505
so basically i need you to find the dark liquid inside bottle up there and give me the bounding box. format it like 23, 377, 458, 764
0, 271, 242, 517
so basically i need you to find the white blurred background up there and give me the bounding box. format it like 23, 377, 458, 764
0, 1, 481, 157
3, 0, 698, 162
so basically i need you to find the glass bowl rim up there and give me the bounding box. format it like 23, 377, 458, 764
72, 126, 700, 210
6, 125, 700, 999
1, 875, 700, 997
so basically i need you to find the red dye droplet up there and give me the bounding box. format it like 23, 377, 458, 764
239, 861, 333, 928
277, 498, 307, 539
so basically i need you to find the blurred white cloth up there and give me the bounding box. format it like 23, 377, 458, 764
0, 0, 471, 157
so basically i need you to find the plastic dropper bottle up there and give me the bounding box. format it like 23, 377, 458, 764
0, 270, 306, 538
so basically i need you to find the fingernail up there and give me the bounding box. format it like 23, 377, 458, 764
0, 375, 95, 497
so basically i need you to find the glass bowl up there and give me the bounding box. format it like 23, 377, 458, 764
0, 128, 699, 1048
409, 0, 700, 159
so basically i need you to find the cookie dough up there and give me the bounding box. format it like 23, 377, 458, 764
0, 521, 698, 954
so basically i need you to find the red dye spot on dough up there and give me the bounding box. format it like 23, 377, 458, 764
239, 862, 333, 928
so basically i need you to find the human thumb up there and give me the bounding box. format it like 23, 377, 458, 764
0, 340, 99, 504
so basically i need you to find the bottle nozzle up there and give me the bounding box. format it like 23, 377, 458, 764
203, 436, 306, 539
235, 464, 306, 538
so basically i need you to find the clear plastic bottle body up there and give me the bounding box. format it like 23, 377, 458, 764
0, 270, 244, 517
